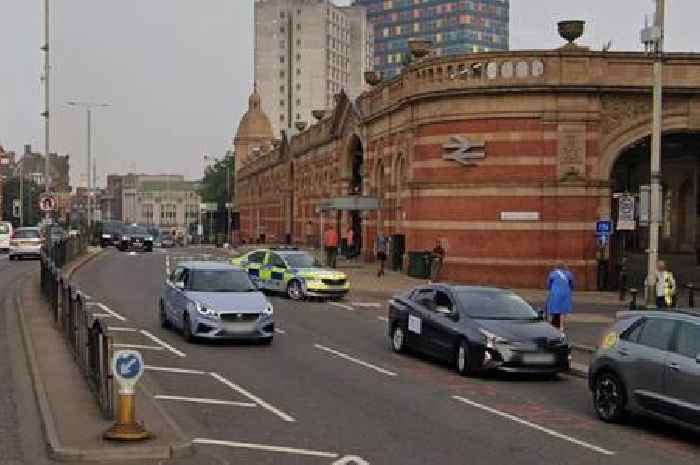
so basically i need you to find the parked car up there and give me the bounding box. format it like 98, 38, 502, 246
99, 221, 124, 247
388, 285, 570, 376
0, 221, 12, 253
231, 248, 350, 300
159, 261, 274, 343
117, 224, 153, 252
589, 310, 700, 432
160, 232, 176, 248
9, 227, 42, 260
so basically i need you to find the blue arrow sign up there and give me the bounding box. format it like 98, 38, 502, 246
114, 352, 142, 380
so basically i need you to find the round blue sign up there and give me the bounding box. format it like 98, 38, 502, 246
115, 353, 142, 380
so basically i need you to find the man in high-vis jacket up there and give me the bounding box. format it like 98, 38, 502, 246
646, 260, 677, 309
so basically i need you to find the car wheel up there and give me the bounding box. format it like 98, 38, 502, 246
9, 255, 14, 261
182, 314, 194, 342
593, 371, 627, 423
391, 324, 406, 353
260, 337, 273, 345
456, 340, 478, 376
287, 280, 304, 300
159, 300, 170, 329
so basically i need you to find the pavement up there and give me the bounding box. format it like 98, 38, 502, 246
56, 246, 700, 464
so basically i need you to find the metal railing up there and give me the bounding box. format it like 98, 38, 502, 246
40, 239, 114, 419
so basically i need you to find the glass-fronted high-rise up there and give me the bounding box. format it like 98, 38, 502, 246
353, 0, 509, 78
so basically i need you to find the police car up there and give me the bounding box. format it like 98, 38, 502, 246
231, 248, 350, 300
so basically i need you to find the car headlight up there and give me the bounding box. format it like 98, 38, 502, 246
122, 235, 129, 241
102, 234, 111, 239
479, 328, 509, 349
263, 302, 274, 316
195, 302, 219, 319
146, 236, 153, 241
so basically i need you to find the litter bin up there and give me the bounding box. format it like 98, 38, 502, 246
391, 234, 405, 272
408, 251, 431, 279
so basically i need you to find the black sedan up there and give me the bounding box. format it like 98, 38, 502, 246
117, 224, 153, 252
388, 285, 570, 376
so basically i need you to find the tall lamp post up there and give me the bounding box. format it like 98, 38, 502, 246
67, 101, 110, 230
642, 0, 665, 307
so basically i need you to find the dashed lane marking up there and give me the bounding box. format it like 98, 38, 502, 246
108, 326, 139, 332
112, 343, 164, 351
328, 302, 354, 311
154, 395, 256, 408
91, 303, 126, 321
314, 344, 397, 377
192, 438, 338, 459
275, 328, 286, 334
210, 372, 296, 423
145, 365, 205, 375
351, 302, 382, 309
452, 396, 615, 456
140, 330, 186, 358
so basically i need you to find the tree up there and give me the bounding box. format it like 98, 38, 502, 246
198, 154, 235, 240
2, 176, 45, 227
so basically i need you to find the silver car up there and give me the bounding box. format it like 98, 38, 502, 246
589, 310, 700, 431
159, 261, 274, 343
9, 227, 42, 260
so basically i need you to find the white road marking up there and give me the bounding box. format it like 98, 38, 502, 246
314, 344, 397, 377
154, 395, 256, 408
329, 302, 354, 311
275, 328, 286, 334
112, 343, 164, 351
377, 316, 388, 322
351, 302, 382, 309
140, 330, 186, 358
93, 303, 126, 321
129, 251, 137, 256
333, 456, 370, 465
92, 313, 115, 319
108, 326, 139, 332
193, 438, 338, 459
452, 396, 615, 456
210, 372, 295, 422
145, 365, 205, 375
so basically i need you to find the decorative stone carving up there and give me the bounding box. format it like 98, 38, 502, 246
558, 125, 587, 181
600, 96, 652, 136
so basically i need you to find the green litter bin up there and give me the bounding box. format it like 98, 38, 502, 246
408, 251, 431, 279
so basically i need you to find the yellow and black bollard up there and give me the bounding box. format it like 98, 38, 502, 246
104, 350, 151, 441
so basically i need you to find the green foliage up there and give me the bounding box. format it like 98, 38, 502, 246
198, 156, 234, 206
2, 176, 46, 226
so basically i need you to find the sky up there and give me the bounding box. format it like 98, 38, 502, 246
0, 0, 698, 188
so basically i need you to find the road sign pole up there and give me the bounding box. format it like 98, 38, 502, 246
104, 350, 150, 441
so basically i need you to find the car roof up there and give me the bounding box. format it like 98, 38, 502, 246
441, 285, 512, 293
617, 309, 700, 323
177, 261, 239, 271
16, 227, 40, 231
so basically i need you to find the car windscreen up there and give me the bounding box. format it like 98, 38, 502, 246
188, 269, 257, 292
282, 253, 317, 268
456, 290, 538, 320
14, 229, 40, 239
127, 226, 149, 235
0, 223, 10, 234
103, 222, 123, 234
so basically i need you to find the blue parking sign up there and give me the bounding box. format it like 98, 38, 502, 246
596, 220, 613, 236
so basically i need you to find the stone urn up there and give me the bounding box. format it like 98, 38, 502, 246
558, 20, 585, 46
408, 38, 432, 59
312, 110, 326, 121
364, 71, 381, 86
295, 121, 307, 131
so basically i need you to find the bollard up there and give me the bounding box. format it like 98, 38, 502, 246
686, 283, 696, 308
104, 350, 150, 441
629, 288, 639, 310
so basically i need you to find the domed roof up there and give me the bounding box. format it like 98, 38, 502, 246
235, 85, 273, 141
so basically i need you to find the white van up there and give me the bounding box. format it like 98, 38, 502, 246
0, 222, 12, 253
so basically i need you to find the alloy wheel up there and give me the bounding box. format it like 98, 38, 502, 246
594, 374, 625, 422
287, 280, 303, 300
392, 326, 405, 353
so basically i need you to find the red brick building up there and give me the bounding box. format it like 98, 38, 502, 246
235, 40, 700, 290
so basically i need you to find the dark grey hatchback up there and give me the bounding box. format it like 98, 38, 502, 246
589, 310, 700, 431
388, 285, 570, 376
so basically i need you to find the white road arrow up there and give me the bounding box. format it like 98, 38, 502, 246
332, 456, 370, 465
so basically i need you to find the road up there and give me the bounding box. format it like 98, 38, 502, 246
71, 248, 700, 465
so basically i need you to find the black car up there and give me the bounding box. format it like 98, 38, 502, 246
388, 285, 570, 376
117, 224, 153, 252
99, 221, 124, 247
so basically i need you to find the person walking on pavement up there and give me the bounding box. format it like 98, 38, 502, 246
324, 225, 339, 268
545, 263, 574, 332
429, 239, 445, 284
346, 226, 355, 260
645, 260, 676, 309
376, 231, 388, 278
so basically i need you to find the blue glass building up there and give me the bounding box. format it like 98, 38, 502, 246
353, 0, 509, 78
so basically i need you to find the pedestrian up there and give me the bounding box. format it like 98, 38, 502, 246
376, 231, 388, 277
305, 221, 314, 247
645, 260, 676, 309
346, 226, 355, 259
429, 239, 445, 284
324, 224, 339, 268
545, 263, 574, 332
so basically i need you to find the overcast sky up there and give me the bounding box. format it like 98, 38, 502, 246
0, 1, 698, 187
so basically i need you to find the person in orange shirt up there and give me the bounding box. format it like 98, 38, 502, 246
324, 225, 339, 268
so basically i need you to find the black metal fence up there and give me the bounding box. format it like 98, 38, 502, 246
40, 239, 115, 419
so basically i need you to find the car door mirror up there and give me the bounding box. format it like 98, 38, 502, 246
174, 281, 185, 290
435, 306, 452, 316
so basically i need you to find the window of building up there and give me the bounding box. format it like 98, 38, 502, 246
296, 113, 301, 120
280, 99, 285, 107
296, 98, 301, 106
280, 114, 285, 122
296, 23, 301, 31
280, 55, 285, 64
280, 85, 285, 93
279, 11, 285, 19
280, 26, 285, 33
280, 70, 285, 78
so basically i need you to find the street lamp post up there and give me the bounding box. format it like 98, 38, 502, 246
642, 0, 665, 307
67, 101, 110, 230
41, 0, 50, 197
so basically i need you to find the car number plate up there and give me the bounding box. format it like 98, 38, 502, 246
522, 353, 555, 365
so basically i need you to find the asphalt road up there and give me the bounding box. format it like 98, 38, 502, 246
72, 248, 700, 465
